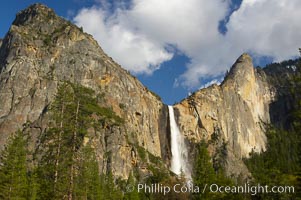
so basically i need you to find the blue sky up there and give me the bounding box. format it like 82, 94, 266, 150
1, 0, 300, 104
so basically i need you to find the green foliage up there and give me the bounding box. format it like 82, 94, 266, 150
36, 82, 124, 199
74, 146, 102, 199
43, 35, 52, 46
27, 171, 39, 200
96, 106, 124, 125
100, 172, 123, 200
139, 164, 189, 200
124, 172, 140, 200
136, 146, 147, 162
0, 131, 28, 199
146, 165, 169, 184
53, 24, 68, 35
73, 146, 123, 200
264, 58, 300, 87
209, 126, 228, 174
244, 127, 300, 199
148, 152, 161, 165
193, 140, 216, 200
193, 140, 244, 200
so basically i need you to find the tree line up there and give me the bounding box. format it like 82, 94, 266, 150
0, 82, 124, 199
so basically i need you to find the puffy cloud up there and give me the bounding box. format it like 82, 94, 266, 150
74, 6, 173, 74
74, 0, 229, 78
74, 0, 301, 88
180, 0, 301, 88
226, 0, 301, 61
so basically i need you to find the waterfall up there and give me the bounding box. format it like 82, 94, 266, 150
168, 105, 191, 180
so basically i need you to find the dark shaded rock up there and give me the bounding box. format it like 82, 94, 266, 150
158, 104, 171, 165
263, 59, 300, 128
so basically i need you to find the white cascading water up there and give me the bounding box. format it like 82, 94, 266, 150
168, 105, 191, 180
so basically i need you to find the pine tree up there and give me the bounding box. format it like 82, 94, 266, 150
192, 140, 243, 200
193, 140, 215, 184
124, 172, 140, 200
37, 82, 124, 199
74, 145, 103, 200
193, 140, 215, 200
102, 172, 123, 200
0, 130, 28, 199
37, 82, 97, 199
37, 83, 74, 199
27, 170, 39, 200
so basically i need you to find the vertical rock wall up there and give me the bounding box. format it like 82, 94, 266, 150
174, 54, 275, 177
0, 4, 168, 179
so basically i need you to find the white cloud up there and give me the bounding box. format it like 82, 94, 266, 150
74, 6, 173, 74
74, 0, 229, 78
74, 0, 301, 88
199, 78, 222, 90
226, 0, 301, 61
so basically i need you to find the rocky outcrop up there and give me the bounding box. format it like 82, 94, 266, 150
174, 54, 276, 177
0, 4, 167, 179
263, 60, 299, 127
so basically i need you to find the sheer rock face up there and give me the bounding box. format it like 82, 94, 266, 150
175, 54, 276, 177
0, 4, 166, 179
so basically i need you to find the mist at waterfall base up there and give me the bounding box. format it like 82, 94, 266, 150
168, 106, 191, 181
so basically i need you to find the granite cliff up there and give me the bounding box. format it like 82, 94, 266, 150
0, 4, 297, 181
0, 4, 169, 179
174, 54, 273, 178
174, 54, 298, 178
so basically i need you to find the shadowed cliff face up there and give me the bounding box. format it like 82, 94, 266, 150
174, 54, 277, 177
263, 60, 299, 128
0, 4, 168, 179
